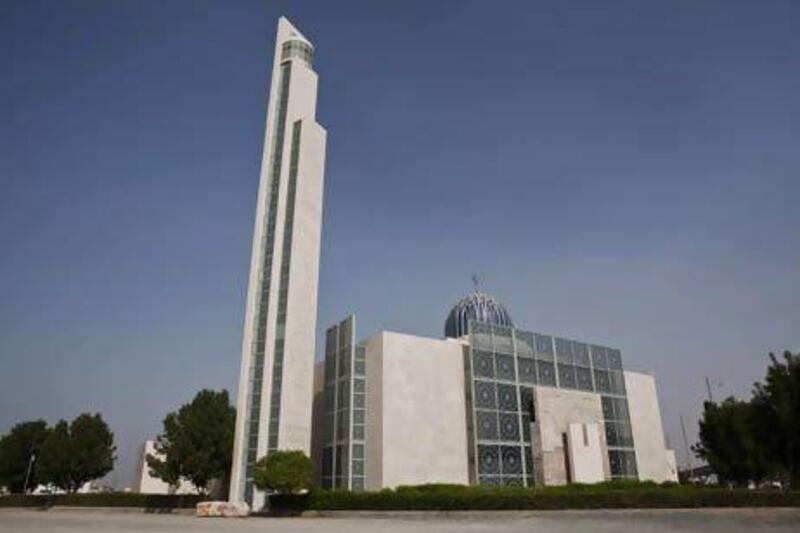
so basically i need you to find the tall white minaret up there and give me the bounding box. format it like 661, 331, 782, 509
229, 17, 326, 508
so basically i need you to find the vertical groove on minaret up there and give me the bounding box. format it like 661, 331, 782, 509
241, 61, 292, 504
266, 119, 303, 452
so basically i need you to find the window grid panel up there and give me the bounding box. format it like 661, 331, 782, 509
468, 322, 635, 486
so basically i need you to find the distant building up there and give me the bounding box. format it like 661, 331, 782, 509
134, 440, 193, 495
77, 480, 112, 494
312, 292, 678, 490
679, 463, 718, 485
31, 484, 64, 495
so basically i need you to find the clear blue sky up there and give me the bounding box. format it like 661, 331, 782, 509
1, 0, 798, 488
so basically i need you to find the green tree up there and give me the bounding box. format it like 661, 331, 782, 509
253, 450, 313, 494
693, 397, 770, 486
37, 421, 72, 490
37, 414, 116, 492
0, 420, 50, 493
751, 351, 800, 488
147, 389, 235, 494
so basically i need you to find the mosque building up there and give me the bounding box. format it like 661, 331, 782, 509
311, 290, 678, 490
230, 17, 676, 506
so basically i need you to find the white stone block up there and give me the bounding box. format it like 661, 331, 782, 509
625, 371, 678, 483
196, 501, 249, 518
567, 422, 605, 484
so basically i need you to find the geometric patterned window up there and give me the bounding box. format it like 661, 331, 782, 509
499, 413, 520, 440
557, 364, 577, 389
573, 342, 591, 367
534, 334, 554, 359
496, 354, 516, 381
576, 366, 594, 391
537, 360, 557, 386
515, 331, 535, 356
474, 380, 497, 410
607, 348, 623, 370
518, 357, 537, 384
471, 322, 493, 351
497, 384, 518, 411
493, 325, 515, 354
590, 345, 608, 369
467, 320, 638, 485
600, 386, 637, 478
594, 369, 611, 393
478, 445, 500, 476
472, 350, 495, 379
467, 323, 535, 487
609, 370, 626, 395
476, 411, 499, 440
555, 337, 573, 364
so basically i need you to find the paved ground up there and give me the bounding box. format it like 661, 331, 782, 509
1, 508, 799, 532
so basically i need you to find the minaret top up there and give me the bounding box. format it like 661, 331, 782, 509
278, 16, 313, 49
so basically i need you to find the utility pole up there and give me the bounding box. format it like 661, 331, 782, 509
705, 377, 713, 403
22, 451, 35, 494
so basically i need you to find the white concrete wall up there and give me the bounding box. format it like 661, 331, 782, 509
566, 423, 605, 484
136, 441, 171, 494
367, 332, 470, 488
625, 371, 678, 483
665, 449, 678, 481
533, 387, 608, 485
363, 333, 384, 490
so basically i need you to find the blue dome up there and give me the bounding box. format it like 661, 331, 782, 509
444, 291, 514, 338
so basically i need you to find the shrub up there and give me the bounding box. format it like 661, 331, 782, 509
4, 484, 800, 512
253, 450, 313, 494
299, 484, 800, 512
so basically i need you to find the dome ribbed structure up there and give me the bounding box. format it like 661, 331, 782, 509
444, 291, 514, 339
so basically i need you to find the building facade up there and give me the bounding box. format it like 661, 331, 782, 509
313, 292, 677, 490
134, 440, 172, 495
134, 440, 195, 495
230, 17, 327, 508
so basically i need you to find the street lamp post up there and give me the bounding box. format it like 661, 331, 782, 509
22, 450, 35, 494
